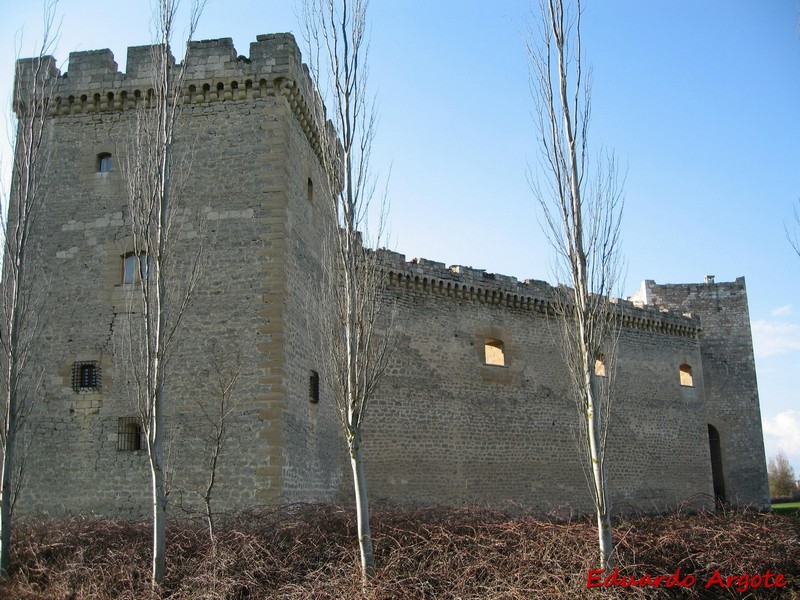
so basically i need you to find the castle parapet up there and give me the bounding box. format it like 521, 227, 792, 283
630, 276, 747, 312
377, 249, 702, 338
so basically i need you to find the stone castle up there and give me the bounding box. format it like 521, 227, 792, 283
11, 34, 769, 517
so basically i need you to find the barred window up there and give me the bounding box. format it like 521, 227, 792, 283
117, 417, 145, 451
309, 370, 320, 404
72, 361, 100, 392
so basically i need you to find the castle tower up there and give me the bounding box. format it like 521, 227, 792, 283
631, 278, 770, 508
11, 34, 343, 516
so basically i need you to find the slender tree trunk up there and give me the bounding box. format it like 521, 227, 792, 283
151, 459, 167, 585
586, 369, 612, 569
349, 430, 375, 580
151, 141, 169, 588
204, 483, 216, 546
117, 1, 203, 589
0, 419, 16, 575
0, 246, 24, 577
197, 344, 241, 548
150, 384, 167, 586
204, 434, 220, 545
0, 321, 20, 576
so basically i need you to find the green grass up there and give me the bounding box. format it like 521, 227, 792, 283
772, 501, 800, 514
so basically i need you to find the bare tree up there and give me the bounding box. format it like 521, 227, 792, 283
0, 1, 58, 576
120, 0, 205, 587
526, 0, 624, 571
767, 450, 797, 499
302, 0, 393, 582
194, 343, 242, 547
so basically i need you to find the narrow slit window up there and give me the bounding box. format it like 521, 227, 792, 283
117, 417, 144, 451
595, 353, 606, 377
679, 364, 693, 387
484, 339, 505, 366
307, 177, 314, 204
309, 370, 320, 403
97, 152, 112, 173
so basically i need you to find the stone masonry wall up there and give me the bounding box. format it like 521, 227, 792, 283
359, 253, 716, 513
279, 86, 345, 502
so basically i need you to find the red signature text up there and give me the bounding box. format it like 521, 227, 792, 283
586, 568, 787, 592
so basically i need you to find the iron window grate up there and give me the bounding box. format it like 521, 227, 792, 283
72, 361, 100, 392
117, 417, 145, 451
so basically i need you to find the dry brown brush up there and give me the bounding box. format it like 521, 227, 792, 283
0, 504, 797, 599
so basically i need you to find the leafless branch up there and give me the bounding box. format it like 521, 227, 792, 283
191, 342, 244, 547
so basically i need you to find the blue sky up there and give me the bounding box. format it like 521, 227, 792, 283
2, 0, 799, 476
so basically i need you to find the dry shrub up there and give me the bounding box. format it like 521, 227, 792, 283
0, 505, 797, 599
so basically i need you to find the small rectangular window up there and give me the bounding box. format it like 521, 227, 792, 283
117, 417, 145, 451
679, 364, 694, 387
72, 361, 100, 392
484, 339, 505, 366
97, 153, 112, 173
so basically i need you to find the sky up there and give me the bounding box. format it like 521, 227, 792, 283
1, 0, 799, 479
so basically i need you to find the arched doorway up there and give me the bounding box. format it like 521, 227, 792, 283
707, 424, 726, 507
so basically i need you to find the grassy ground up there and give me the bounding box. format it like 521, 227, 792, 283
772, 501, 800, 515
0, 504, 797, 599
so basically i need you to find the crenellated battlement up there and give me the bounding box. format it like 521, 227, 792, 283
19, 34, 303, 101
14, 33, 325, 158
376, 248, 702, 338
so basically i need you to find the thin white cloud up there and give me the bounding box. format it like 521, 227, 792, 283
751, 320, 800, 358
763, 410, 800, 455
771, 304, 793, 317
